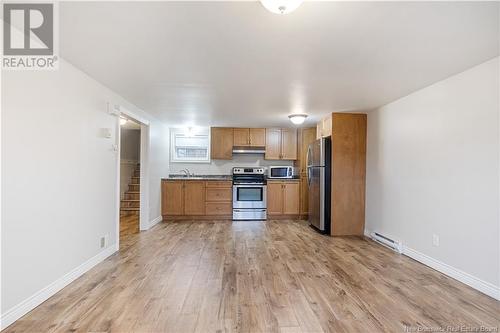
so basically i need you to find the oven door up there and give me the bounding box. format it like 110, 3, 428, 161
233, 185, 267, 209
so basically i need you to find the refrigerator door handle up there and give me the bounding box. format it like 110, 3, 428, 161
306, 145, 312, 168
307, 166, 312, 188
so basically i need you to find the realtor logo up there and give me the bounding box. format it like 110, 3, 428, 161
2, 2, 58, 70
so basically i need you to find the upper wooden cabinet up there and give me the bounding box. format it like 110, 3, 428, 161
316, 114, 332, 139
265, 128, 297, 160
233, 128, 265, 147
265, 128, 281, 160
249, 128, 266, 146
211, 127, 233, 160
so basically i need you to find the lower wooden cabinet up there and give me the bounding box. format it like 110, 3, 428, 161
162, 180, 232, 219
161, 181, 184, 215
183, 181, 205, 215
267, 180, 300, 216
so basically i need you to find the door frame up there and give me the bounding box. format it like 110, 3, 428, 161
113, 104, 150, 250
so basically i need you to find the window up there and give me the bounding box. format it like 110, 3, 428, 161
170, 128, 210, 163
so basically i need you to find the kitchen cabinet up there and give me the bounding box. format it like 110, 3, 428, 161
265, 128, 297, 160
316, 114, 332, 139
267, 182, 283, 215
267, 180, 300, 216
183, 181, 205, 215
162, 180, 232, 219
161, 181, 184, 215
330, 113, 367, 236
211, 127, 233, 160
295, 127, 316, 217
233, 128, 250, 146
249, 128, 266, 146
234, 128, 266, 147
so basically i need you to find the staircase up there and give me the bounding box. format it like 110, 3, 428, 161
121, 164, 140, 216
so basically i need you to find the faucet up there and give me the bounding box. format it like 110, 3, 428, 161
180, 168, 193, 177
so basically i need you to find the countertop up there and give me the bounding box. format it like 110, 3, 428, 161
162, 175, 233, 181
163, 175, 302, 181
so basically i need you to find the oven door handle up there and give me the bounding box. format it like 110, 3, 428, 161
233, 184, 266, 187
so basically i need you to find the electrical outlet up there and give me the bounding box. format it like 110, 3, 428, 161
100, 234, 109, 249
432, 234, 440, 247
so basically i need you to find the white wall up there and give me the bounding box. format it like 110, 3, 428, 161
148, 122, 170, 224
169, 154, 293, 175
366, 58, 499, 296
1, 59, 169, 326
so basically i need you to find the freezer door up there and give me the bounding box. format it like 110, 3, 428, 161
308, 166, 324, 230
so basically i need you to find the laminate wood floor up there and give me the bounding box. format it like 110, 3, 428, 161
4, 220, 499, 333
120, 214, 140, 238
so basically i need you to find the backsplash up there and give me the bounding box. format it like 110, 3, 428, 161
169, 154, 293, 175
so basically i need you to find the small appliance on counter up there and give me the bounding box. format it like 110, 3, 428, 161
267, 166, 297, 179
232, 167, 267, 220
307, 137, 331, 234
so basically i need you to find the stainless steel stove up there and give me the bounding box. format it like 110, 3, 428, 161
232, 167, 267, 220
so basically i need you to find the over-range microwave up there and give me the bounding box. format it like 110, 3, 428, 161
268, 166, 296, 179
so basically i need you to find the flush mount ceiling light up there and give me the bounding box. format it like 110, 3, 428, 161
288, 114, 308, 125
120, 117, 128, 126
260, 0, 303, 15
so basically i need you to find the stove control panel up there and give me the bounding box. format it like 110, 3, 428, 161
232, 167, 265, 175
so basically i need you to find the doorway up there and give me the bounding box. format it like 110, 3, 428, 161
119, 116, 141, 240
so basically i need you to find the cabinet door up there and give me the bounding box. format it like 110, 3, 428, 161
211, 127, 233, 160
267, 182, 283, 215
233, 128, 250, 146
299, 176, 309, 215
249, 128, 266, 147
316, 122, 322, 139
298, 128, 317, 174
265, 128, 282, 160
162, 181, 184, 215
322, 114, 332, 137
283, 182, 300, 215
184, 181, 206, 215
281, 128, 297, 160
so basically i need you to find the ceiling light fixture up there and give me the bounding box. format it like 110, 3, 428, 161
120, 117, 128, 126
260, 0, 303, 15
288, 114, 308, 125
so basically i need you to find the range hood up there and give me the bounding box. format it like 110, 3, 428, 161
232, 146, 265, 154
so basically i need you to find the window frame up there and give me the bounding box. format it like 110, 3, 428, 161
169, 128, 211, 163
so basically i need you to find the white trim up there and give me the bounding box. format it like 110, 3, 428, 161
113, 104, 150, 126
0, 246, 117, 330
139, 124, 150, 231
365, 228, 500, 300
143, 216, 163, 230
402, 246, 500, 300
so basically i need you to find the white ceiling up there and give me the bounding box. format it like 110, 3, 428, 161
60, 1, 499, 127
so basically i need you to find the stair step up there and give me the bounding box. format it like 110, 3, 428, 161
122, 199, 139, 202
126, 191, 140, 194
121, 207, 139, 211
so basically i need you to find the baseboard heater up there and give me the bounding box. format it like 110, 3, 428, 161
370, 232, 403, 253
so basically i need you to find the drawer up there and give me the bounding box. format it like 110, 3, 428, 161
206, 188, 232, 202
205, 202, 232, 215
205, 181, 232, 188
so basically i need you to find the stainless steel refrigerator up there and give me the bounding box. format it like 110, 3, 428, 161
307, 137, 331, 234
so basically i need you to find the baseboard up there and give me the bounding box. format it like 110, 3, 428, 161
0, 246, 117, 330
145, 215, 162, 229
403, 246, 500, 300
